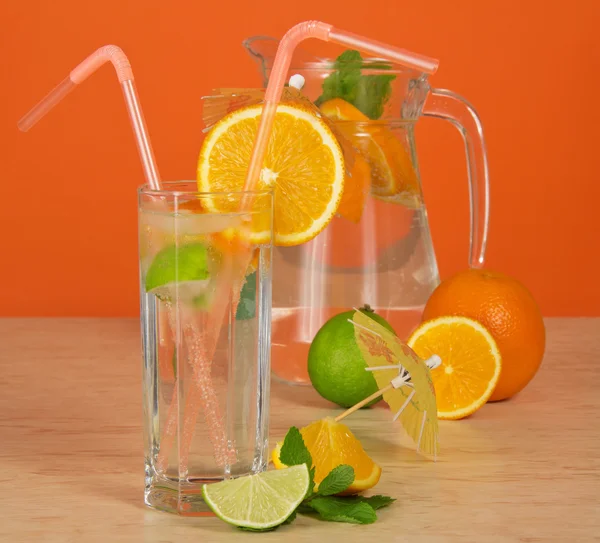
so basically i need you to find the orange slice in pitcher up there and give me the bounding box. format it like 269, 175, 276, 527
197, 103, 345, 246
319, 98, 420, 206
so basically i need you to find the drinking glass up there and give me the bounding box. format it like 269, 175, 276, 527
138, 182, 273, 515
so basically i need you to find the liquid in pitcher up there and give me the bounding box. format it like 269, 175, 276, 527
271, 122, 440, 384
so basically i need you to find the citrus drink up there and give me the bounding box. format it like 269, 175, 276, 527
139, 183, 273, 515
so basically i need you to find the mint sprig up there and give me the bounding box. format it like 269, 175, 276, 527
316, 464, 355, 496
315, 49, 396, 120
360, 495, 396, 510
305, 497, 378, 524
272, 426, 395, 529
279, 426, 312, 468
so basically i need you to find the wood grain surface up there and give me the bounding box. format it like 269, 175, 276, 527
0, 318, 598, 542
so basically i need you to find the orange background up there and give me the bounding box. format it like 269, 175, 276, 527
1, 0, 599, 317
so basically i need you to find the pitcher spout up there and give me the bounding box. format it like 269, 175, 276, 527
243, 35, 326, 86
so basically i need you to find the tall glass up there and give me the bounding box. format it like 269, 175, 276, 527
138, 182, 273, 515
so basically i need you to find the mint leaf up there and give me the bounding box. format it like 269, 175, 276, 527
279, 427, 312, 468
354, 73, 396, 120
297, 503, 314, 515
315, 49, 396, 120
279, 427, 316, 501
235, 271, 256, 320
313, 494, 395, 510
361, 495, 396, 510
307, 466, 316, 498
316, 465, 354, 496
316, 50, 363, 106
306, 496, 377, 524
283, 509, 297, 525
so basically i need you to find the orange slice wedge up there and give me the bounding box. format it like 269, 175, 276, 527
319, 98, 421, 207
197, 103, 345, 246
408, 316, 502, 420
271, 417, 381, 495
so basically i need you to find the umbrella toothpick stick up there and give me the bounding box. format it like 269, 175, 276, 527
347, 311, 442, 458
335, 383, 394, 422
334, 354, 442, 423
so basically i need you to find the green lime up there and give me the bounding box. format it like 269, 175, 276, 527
202, 464, 309, 530
144, 242, 211, 304
307, 305, 396, 408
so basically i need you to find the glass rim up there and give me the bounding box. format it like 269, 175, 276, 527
138, 181, 274, 198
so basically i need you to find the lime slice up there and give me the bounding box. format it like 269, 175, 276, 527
202, 464, 309, 530
144, 242, 211, 303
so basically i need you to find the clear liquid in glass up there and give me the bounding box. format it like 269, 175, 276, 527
138, 193, 272, 515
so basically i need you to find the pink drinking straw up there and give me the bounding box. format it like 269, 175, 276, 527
157, 252, 240, 473
18, 45, 161, 190
242, 21, 439, 194
18, 45, 232, 470
162, 23, 441, 475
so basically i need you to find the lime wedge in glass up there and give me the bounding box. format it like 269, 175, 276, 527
202, 464, 309, 530
144, 242, 211, 304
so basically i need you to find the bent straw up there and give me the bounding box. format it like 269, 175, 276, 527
165, 20, 439, 469
18, 45, 161, 190
157, 251, 240, 473
242, 21, 439, 195
157, 241, 251, 472
18, 45, 232, 470
162, 23, 440, 474
149, 23, 439, 474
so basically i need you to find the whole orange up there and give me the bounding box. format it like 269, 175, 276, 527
422, 269, 545, 401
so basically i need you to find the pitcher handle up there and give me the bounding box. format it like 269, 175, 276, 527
422, 89, 490, 268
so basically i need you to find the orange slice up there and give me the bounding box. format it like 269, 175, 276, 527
197, 103, 345, 246
319, 98, 421, 207
271, 417, 381, 495
210, 229, 260, 274
408, 316, 502, 420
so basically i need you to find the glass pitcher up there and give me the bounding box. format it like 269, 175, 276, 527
243, 36, 489, 385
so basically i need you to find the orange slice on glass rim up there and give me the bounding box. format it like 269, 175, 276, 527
197, 103, 345, 246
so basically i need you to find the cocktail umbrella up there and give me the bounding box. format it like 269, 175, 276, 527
335, 309, 441, 459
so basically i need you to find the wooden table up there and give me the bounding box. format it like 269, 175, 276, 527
1, 318, 599, 542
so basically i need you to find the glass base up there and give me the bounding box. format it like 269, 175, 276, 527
144, 460, 268, 515
145, 479, 217, 516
